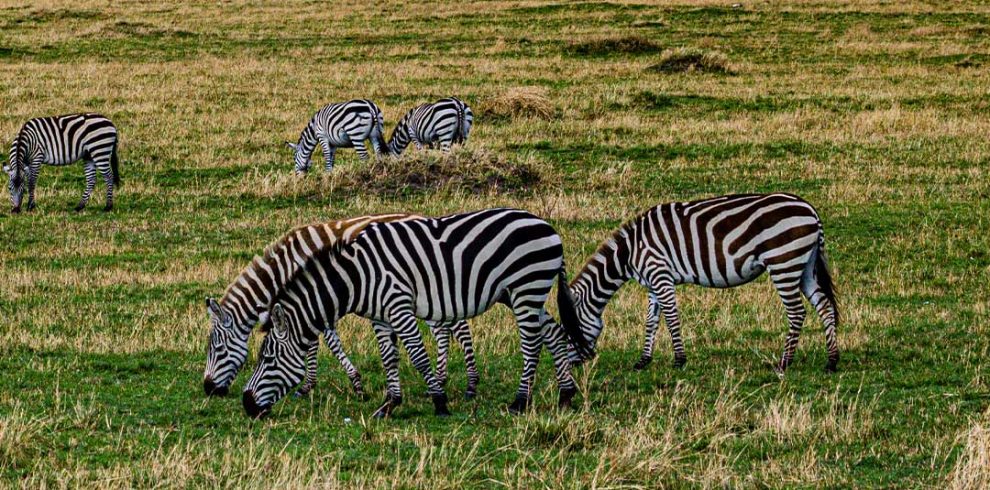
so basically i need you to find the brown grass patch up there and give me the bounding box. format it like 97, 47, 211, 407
332, 147, 548, 195
567, 35, 661, 56
648, 47, 734, 74
478, 87, 555, 120
949, 415, 990, 489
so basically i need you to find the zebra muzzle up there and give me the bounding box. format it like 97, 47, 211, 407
242, 390, 270, 419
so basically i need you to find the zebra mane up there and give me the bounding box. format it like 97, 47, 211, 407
7, 131, 28, 178
220, 223, 328, 304
571, 213, 639, 287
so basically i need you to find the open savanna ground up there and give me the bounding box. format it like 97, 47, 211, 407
1, 0, 989, 487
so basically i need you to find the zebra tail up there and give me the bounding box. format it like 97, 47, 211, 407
111, 144, 121, 186
375, 110, 390, 156
815, 233, 838, 325
455, 102, 466, 145
557, 269, 595, 361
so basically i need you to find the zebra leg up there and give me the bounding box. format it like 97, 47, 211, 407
294, 342, 320, 397
654, 278, 687, 369
428, 322, 451, 388
25, 162, 40, 211
539, 313, 579, 410
634, 290, 662, 370
325, 327, 364, 395
76, 161, 98, 211
508, 296, 546, 414
408, 127, 423, 151
320, 138, 336, 172
770, 268, 808, 373
388, 310, 450, 417
352, 140, 370, 161
96, 158, 115, 212
451, 321, 479, 399
803, 277, 840, 373
439, 137, 452, 153
372, 323, 402, 418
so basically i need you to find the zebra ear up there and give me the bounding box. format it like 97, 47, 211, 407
206, 297, 223, 318
285, 141, 297, 151
256, 305, 271, 327
2, 164, 8, 173
271, 304, 288, 336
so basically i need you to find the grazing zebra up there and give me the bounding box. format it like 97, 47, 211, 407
203, 214, 478, 399
242, 208, 594, 419
568, 193, 839, 373
285, 99, 388, 174
386, 97, 473, 156
4, 113, 119, 213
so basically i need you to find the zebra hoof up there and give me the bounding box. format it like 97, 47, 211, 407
293, 388, 311, 398
824, 360, 839, 373
432, 393, 451, 417
10, 206, 20, 214
74, 204, 85, 212
633, 357, 652, 370
102, 205, 113, 212
26, 202, 35, 211
672, 356, 687, 369
507, 395, 530, 415
372, 395, 402, 419
464, 390, 476, 401
558, 387, 577, 410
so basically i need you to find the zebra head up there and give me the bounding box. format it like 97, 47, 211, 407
242, 303, 311, 419
3, 160, 24, 213
284, 141, 310, 174
566, 282, 605, 364
203, 297, 249, 397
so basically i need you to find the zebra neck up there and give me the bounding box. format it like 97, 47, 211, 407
573, 231, 635, 343
387, 124, 409, 155
296, 127, 318, 161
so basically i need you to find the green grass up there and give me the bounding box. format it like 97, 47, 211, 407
1, 0, 989, 487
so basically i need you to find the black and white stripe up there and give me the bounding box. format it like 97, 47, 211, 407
569, 193, 839, 373
5, 113, 119, 212
387, 97, 473, 156
203, 215, 478, 399
243, 208, 593, 419
286, 99, 388, 173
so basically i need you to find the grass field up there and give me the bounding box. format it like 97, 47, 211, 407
2, 0, 989, 487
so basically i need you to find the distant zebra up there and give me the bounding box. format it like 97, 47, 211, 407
387, 97, 473, 156
203, 214, 478, 399
242, 208, 594, 419
568, 193, 839, 373
286, 99, 388, 173
4, 113, 119, 213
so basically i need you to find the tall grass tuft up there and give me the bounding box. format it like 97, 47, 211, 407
479, 87, 555, 120
648, 48, 734, 74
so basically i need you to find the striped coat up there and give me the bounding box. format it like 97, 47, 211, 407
569, 193, 839, 373
243, 208, 593, 419
286, 99, 388, 173
5, 113, 119, 212
203, 214, 477, 398
387, 97, 473, 155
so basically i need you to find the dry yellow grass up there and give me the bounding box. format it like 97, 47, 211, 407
0, 0, 987, 487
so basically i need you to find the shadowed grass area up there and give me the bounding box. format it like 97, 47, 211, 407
0, 0, 988, 487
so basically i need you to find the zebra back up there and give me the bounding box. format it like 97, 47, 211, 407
219, 213, 421, 334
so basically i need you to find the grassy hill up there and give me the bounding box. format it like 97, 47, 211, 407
1, 1, 988, 487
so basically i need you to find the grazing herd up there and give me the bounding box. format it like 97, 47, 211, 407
6, 97, 839, 420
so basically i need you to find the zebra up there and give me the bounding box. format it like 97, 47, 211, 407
386, 97, 473, 156
567, 193, 839, 373
285, 99, 388, 174
203, 214, 479, 400
4, 113, 119, 213
242, 208, 595, 419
